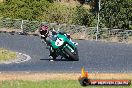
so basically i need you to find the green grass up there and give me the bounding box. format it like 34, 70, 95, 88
0, 48, 16, 62
0, 80, 131, 88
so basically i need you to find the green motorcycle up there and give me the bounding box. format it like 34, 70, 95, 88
49, 32, 79, 61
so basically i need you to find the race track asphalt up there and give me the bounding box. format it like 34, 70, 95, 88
0, 33, 132, 73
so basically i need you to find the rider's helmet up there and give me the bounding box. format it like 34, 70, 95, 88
39, 24, 49, 37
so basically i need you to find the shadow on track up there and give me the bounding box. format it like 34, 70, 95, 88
40, 58, 74, 61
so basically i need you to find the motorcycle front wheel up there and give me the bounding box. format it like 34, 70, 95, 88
64, 48, 79, 61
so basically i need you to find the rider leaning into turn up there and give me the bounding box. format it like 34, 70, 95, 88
39, 24, 78, 61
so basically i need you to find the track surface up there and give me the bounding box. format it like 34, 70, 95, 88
0, 33, 132, 72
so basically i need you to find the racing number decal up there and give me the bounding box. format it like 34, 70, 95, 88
55, 38, 64, 46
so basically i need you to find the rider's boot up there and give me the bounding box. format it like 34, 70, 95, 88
49, 47, 57, 61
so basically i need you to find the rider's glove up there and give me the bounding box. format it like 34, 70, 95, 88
46, 46, 50, 49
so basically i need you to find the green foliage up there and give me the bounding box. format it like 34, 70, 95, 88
43, 3, 76, 24
0, 0, 76, 24
73, 5, 96, 26
0, 0, 132, 29
100, 0, 132, 29
0, 0, 51, 20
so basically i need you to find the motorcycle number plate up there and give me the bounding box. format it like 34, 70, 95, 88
55, 38, 64, 46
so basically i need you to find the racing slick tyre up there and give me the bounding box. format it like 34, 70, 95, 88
64, 48, 79, 61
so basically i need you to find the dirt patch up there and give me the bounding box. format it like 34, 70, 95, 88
126, 36, 132, 44
0, 28, 23, 33
0, 72, 132, 81
71, 32, 87, 40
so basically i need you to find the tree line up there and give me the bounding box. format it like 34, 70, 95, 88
0, 0, 132, 29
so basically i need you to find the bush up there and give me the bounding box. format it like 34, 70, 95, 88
0, 0, 132, 29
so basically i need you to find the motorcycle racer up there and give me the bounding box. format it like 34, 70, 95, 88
39, 24, 78, 61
